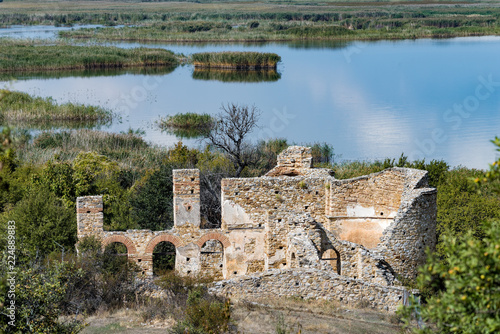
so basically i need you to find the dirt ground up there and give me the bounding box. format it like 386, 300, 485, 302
81, 298, 402, 334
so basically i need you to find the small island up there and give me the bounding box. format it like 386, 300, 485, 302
191, 52, 281, 70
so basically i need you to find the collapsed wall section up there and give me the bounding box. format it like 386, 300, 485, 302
209, 268, 407, 312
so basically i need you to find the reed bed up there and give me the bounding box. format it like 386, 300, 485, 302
157, 112, 214, 130
57, 6, 500, 43
0, 40, 178, 73
0, 89, 113, 124
191, 52, 281, 69
18, 129, 167, 170
192, 69, 281, 82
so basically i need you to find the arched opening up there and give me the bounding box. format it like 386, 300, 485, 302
200, 239, 224, 280
103, 242, 130, 272
153, 241, 176, 276
321, 248, 341, 275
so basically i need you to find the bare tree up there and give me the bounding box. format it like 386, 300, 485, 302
205, 103, 261, 177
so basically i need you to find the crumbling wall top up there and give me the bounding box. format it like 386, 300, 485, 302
265, 146, 332, 177
276, 146, 313, 169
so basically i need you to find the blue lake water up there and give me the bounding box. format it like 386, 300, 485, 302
1, 27, 500, 169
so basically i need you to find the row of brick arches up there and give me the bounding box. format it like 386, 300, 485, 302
102, 232, 230, 256
101, 232, 230, 277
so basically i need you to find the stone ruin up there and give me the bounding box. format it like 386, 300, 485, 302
76, 146, 437, 311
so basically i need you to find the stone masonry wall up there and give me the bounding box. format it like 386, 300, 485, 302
209, 268, 407, 312
76, 196, 104, 240
221, 176, 328, 230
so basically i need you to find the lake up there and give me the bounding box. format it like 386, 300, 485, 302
1, 26, 500, 169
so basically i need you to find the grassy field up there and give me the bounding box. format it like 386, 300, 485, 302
0, 40, 178, 72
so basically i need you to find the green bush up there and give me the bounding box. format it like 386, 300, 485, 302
1, 186, 76, 255
400, 221, 500, 333
170, 287, 231, 334
436, 168, 500, 258
0, 256, 85, 333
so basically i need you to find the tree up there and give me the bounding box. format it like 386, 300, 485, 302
130, 164, 174, 231
205, 103, 261, 177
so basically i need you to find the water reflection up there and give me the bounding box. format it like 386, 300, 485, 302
0, 66, 176, 81
160, 127, 210, 139
192, 69, 281, 83
2, 119, 111, 131
1, 27, 500, 168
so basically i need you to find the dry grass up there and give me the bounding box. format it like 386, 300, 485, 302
80, 296, 403, 334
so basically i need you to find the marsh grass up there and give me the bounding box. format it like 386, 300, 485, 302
58, 6, 500, 43
0, 40, 178, 73
156, 112, 214, 138
192, 68, 281, 82
18, 129, 168, 170
0, 89, 113, 124
192, 52, 281, 69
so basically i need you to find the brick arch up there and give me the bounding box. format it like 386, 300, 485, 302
196, 232, 231, 249
145, 234, 183, 254
102, 235, 137, 256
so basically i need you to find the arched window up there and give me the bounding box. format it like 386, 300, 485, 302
153, 241, 176, 276
321, 248, 341, 275
200, 239, 224, 280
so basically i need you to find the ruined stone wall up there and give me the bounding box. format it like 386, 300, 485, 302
76, 196, 104, 240
376, 187, 437, 280
326, 169, 405, 217
76, 146, 436, 312
221, 176, 327, 230
200, 240, 224, 280
209, 268, 407, 312
174, 169, 201, 228
324, 169, 406, 250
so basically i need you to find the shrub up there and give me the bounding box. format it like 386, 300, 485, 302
1, 186, 76, 255
170, 287, 231, 334
399, 220, 500, 333
0, 252, 85, 333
